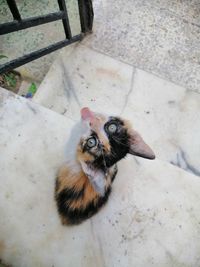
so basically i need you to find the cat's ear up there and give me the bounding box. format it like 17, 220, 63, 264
80, 161, 106, 196
128, 129, 155, 160
81, 107, 94, 122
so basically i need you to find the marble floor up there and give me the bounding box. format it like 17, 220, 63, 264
34, 44, 200, 177
1, 88, 200, 267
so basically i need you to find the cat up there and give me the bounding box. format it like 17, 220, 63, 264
55, 107, 155, 225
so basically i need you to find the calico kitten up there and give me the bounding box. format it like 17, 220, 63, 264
55, 107, 155, 225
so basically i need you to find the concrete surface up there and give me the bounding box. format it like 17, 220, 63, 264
83, 0, 200, 92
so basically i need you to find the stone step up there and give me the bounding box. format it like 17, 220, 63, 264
1, 86, 200, 267
34, 44, 200, 177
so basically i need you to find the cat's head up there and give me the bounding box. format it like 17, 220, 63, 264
76, 107, 155, 195
77, 107, 155, 165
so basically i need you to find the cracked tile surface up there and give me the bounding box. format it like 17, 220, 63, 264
122, 69, 200, 176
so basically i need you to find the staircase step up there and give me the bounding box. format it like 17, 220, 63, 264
34, 44, 200, 177
34, 43, 133, 119
1, 86, 200, 267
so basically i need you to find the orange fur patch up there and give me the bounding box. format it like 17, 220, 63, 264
56, 164, 100, 208
56, 161, 115, 225
123, 119, 133, 131
77, 144, 94, 162
123, 119, 135, 137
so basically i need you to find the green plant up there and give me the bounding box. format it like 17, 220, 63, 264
3, 73, 17, 88
0, 55, 17, 88
28, 82, 37, 94
0, 55, 21, 92
0, 55, 8, 60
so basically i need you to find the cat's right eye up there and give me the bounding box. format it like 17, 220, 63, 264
86, 137, 97, 148
107, 123, 117, 133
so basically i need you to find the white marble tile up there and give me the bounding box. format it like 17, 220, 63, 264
122, 69, 200, 176
34, 44, 134, 121
34, 42, 200, 176
1, 87, 200, 267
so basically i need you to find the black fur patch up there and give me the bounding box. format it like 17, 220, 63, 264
104, 118, 130, 167
57, 186, 85, 201
83, 117, 130, 169
56, 186, 111, 225
55, 185, 85, 217
81, 117, 130, 169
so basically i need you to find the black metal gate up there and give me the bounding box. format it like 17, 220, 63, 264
0, 0, 93, 74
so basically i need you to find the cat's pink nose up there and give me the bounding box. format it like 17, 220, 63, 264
81, 107, 94, 121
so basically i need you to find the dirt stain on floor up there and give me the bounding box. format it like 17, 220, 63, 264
96, 67, 122, 81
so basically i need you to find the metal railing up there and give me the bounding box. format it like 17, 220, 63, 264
0, 0, 93, 74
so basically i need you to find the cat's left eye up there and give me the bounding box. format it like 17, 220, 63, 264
86, 137, 97, 148
107, 123, 117, 133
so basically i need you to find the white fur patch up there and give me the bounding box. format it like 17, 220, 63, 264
80, 161, 106, 196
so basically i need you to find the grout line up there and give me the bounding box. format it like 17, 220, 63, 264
80, 42, 134, 68
120, 67, 136, 115
81, 41, 194, 91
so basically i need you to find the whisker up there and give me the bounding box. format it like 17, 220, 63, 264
112, 136, 129, 147
109, 149, 117, 158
